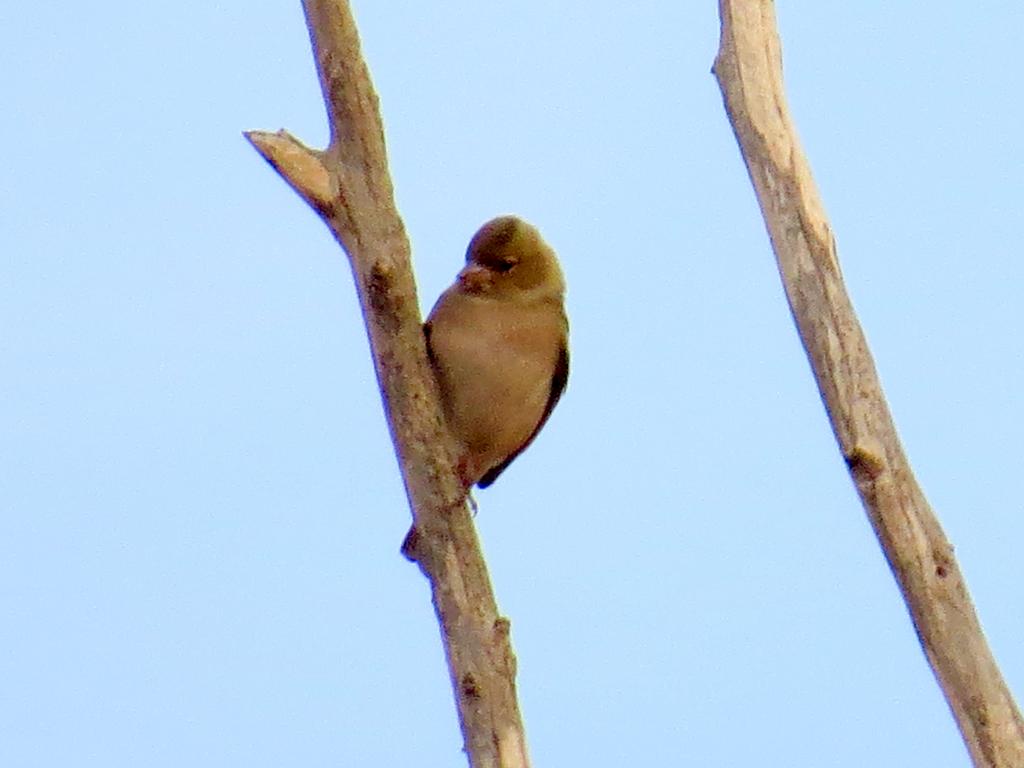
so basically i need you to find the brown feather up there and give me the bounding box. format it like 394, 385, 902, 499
478, 338, 569, 488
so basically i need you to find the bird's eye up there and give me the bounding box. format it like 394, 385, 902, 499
494, 258, 517, 273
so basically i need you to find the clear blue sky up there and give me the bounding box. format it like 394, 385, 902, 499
3, 2, 1022, 766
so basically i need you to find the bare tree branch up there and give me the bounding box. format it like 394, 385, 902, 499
246, 2, 530, 766
712, 2, 1024, 766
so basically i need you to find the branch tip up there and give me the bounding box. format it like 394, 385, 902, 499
244, 128, 334, 214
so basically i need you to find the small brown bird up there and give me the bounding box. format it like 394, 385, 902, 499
425, 216, 569, 490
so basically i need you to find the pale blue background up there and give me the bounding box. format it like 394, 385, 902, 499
3, 3, 1022, 766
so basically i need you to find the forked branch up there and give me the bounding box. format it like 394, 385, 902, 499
245, 2, 530, 766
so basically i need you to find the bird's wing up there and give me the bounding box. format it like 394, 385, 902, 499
422, 319, 436, 364
477, 335, 569, 489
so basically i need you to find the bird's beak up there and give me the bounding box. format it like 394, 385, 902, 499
457, 263, 492, 292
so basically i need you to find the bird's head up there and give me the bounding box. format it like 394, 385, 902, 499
457, 216, 564, 300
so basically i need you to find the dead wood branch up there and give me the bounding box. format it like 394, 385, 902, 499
246, 3, 530, 766
712, 3, 1024, 766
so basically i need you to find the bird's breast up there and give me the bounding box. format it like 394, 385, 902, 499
427, 294, 563, 466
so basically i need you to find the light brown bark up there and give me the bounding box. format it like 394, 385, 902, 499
713, 2, 1024, 766
245, 2, 530, 766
